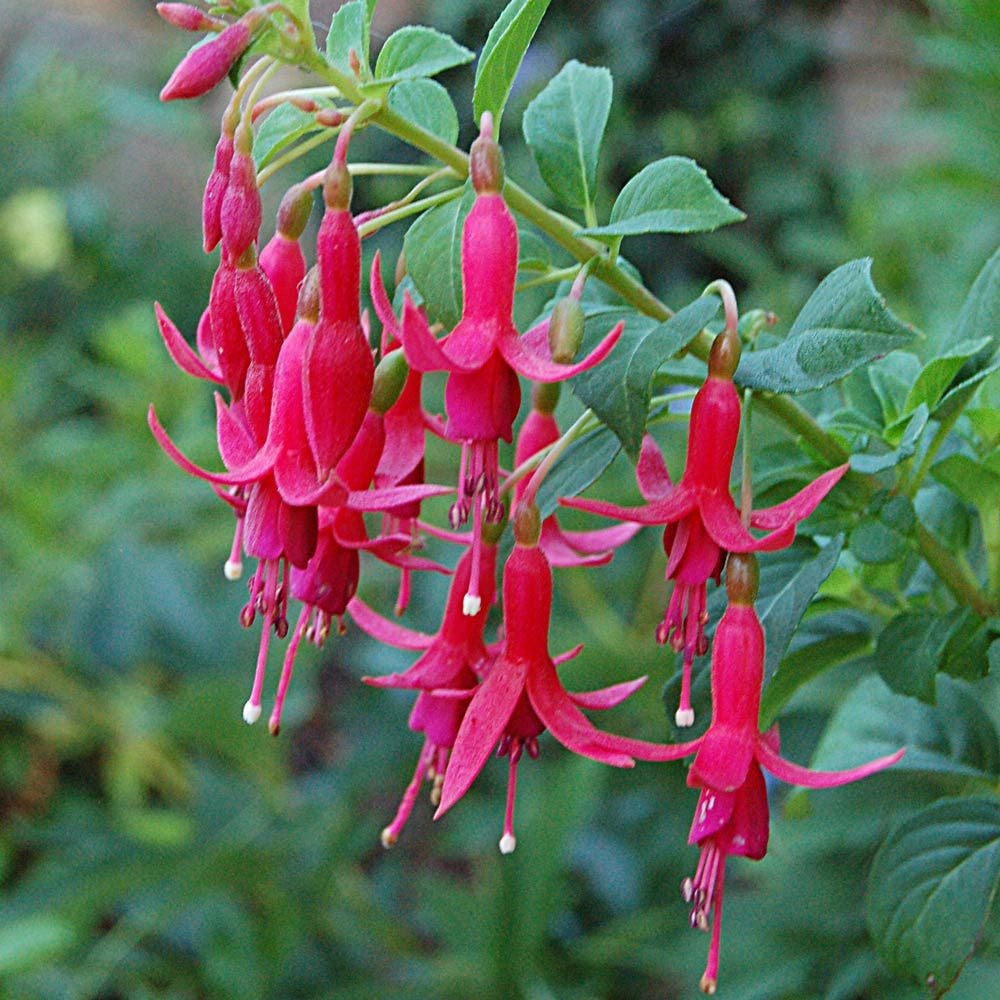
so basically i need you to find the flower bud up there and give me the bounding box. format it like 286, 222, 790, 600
296, 266, 320, 323
159, 9, 266, 102
531, 381, 560, 415
481, 498, 509, 544
470, 112, 504, 194
220, 122, 262, 261
513, 501, 541, 547
547, 296, 585, 364
725, 552, 758, 605
371, 349, 409, 415
708, 328, 741, 380
156, 3, 224, 32
276, 182, 313, 241
323, 158, 352, 211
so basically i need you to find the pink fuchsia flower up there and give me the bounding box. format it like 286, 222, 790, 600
562, 329, 848, 727
400, 113, 623, 611
159, 8, 268, 102
259, 183, 312, 335
514, 392, 639, 568
350, 539, 499, 845
435, 503, 682, 854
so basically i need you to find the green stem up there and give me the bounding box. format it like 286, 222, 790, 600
904, 409, 962, 497
521, 409, 595, 508
356, 186, 462, 237
257, 127, 336, 186
914, 521, 997, 618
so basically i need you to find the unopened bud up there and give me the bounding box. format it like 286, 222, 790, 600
296, 265, 320, 323
725, 551, 759, 605
220, 122, 262, 261
159, 9, 266, 101
276, 183, 313, 240
323, 158, 352, 211
481, 500, 509, 544
531, 381, 560, 414
547, 296, 585, 364
156, 3, 225, 32
512, 501, 541, 547
708, 328, 740, 379
371, 348, 409, 414
314, 108, 345, 128
470, 112, 504, 193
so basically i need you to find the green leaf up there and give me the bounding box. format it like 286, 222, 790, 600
954, 246, 1000, 359
252, 103, 326, 169
932, 453, 1000, 511
868, 352, 922, 428
902, 337, 993, 419
402, 185, 474, 330
570, 296, 720, 459
867, 795, 1000, 996
811, 674, 1000, 781
850, 494, 916, 563
0, 915, 78, 974
522, 60, 612, 210
758, 534, 844, 686
374, 26, 474, 83
535, 424, 621, 520
326, 0, 370, 75
473, 0, 552, 135
387, 78, 459, 145
876, 608, 969, 704
578, 157, 744, 240
517, 226, 550, 271
851, 404, 929, 474
735, 259, 919, 394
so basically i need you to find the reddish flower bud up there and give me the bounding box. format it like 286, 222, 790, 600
220, 123, 262, 262
159, 9, 266, 102
259, 232, 307, 334
156, 3, 224, 33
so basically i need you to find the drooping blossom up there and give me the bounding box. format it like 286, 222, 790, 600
400, 113, 623, 614
634, 552, 904, 994
562, 328, 848, 726
259, 183, 312, 334
351, 538, 499, 845
435, 503, 684, 854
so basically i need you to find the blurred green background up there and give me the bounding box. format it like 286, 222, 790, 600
1, 1, 998, 997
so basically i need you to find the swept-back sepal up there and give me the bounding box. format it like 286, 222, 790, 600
498, 320, 623, 383
154, 303, 223, 383
749, 463, 849, 531
756, 740, 905, 788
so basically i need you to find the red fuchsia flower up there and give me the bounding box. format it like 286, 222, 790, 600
514, 388, 639, 567
435, 503, 688, 854
159, 8, 269, 102
562, 327, 849, 727
637, 552, 904, 994
400, 113, 623, 615
349, 538, 499, 846
202, 95, 240, 255
259, 183, 311, 335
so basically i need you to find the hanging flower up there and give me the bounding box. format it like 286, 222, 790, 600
562, 329, 848, 726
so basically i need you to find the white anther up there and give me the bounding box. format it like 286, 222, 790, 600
242, 700, 261, 725
499, 833, 517, 855
463, 593, 482, 617
675, 707, 696, 727
224, 559, 243, 581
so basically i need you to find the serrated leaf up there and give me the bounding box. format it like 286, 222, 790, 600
578, 157, 744, 240
374, 25, 473, 83
849, 494, 916, 563
535, 424, 621, 519
758, 534, 844, 685
851, 404, 929, 473
811, 674, 1000, 781
876, 608, 968, 704
387, 78, 459, 145
522, 60, 612, 210
735, 260, 919, 394
402, 185, 473, 330
570, 297, 720, 459
252, 103, 325, 169
326, 0, 370, 75
473, 0, 552, 135
867, 795, 1000, 996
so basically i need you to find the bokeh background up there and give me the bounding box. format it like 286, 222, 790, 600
1, 1, 998, 997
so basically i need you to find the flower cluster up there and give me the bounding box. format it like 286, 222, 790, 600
151, 16, 905, 992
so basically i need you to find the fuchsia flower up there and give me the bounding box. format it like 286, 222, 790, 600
642, 552, 904, 994
563, 329, 848, 726
435, 504, 684, 854
400, 113, 623, 613
514, 395, 638, 567
350, 539, 499, 845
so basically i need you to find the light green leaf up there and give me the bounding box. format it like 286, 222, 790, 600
474, 0, 553, 135
849, 494, 916, 563
326, 0, 370, 75
867, 795, 1000, 997
522, 60, 612, 210
932, 453, 1000, 511
578, 157, 744, 240
252, 103, 326, 169
851, 404, 929, 474
902, 337, 992, 418
387, 78, 459, 145
811, 674, 1000, 781
758, 534, 844, 685
374, 25, 474, 83
570, 296, 720, 459
735, 259, 919, 394
402, 185, 474, 330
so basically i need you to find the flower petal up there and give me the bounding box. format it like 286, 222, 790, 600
560, 484, 696, 526
154, 302, 223, 383
755, 739, 905, 789
369, 251, 401, 351
435, 656, 529, 819
570, 675, 647, 711
347, 483, 452, 512
348, 596, 434, 651
557, 521, 641, 554
699, 490, 796, 553
749, 464, 850, 531
498, 320, 623, 383
636, 433, 674, 501
401, 293, 464, 373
